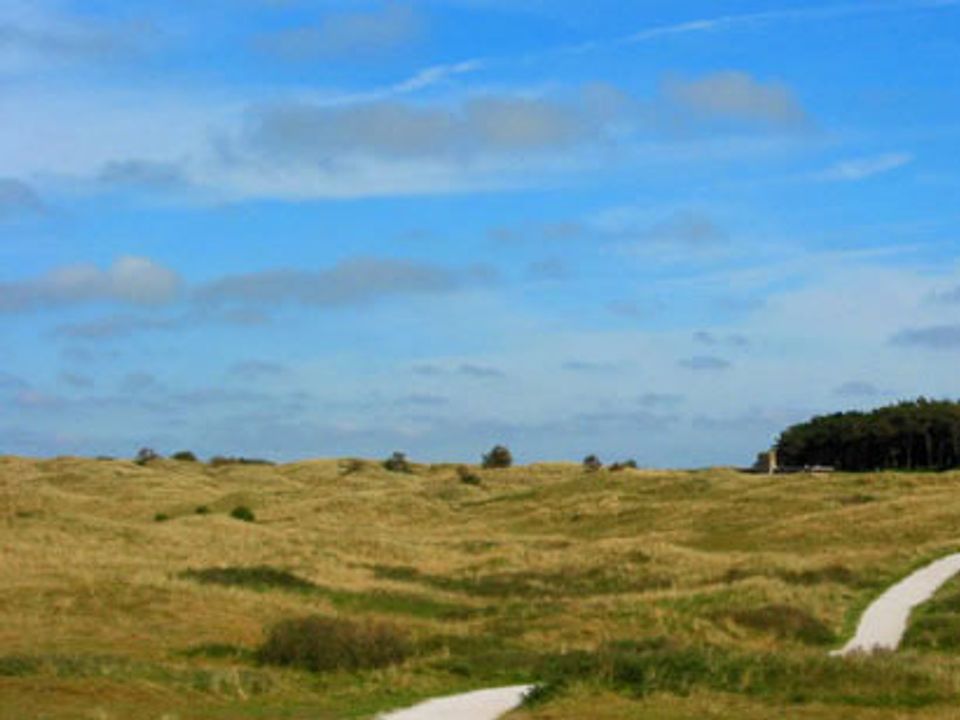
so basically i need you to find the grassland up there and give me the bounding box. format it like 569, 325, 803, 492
3, 456, 960, 718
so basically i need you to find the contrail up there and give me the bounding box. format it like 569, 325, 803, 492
364, 0, 960, 101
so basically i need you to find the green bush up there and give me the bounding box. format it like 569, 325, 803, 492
582, 455, 603, 472
610, 459, 638, 472
482, 445, 513, 469
172, 450, 198, 462
383, 451, 412, 473
154, 512, 170, 523
195, 505, 210, 515
255, 615, 411, 673
230, 506, 256, 522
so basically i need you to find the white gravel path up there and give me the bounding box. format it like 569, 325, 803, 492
377, 684, 535, 720
832, 552, 960, 656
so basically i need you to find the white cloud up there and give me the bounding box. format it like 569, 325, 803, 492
0, 256, 182, 312
815, 152, 914, 181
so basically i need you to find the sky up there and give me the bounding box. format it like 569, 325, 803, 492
1, 0, 959, 466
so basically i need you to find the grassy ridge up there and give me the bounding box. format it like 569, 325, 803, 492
2, 456, 960, 718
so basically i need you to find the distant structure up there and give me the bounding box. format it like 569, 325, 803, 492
753, 450, 778, 474
748, 448, 834, 475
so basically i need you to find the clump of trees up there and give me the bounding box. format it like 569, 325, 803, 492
482, 445, 513, 469
776, 398, 960, 472
383, 452, 412, 473
582, 455, 603, 472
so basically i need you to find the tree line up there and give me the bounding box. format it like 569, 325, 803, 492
776, 398, 960, 471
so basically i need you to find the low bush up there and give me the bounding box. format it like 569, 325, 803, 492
172, 450, 198, 462
209, 456, 274, 467
256, 615, 411, 673
457, 465, 482, 486
230, 505, 256, 522
154, 512, 170, 523
482, 444, 513, 469
609, 459, 639, 472
582, 455, 603, 472
383, 451, 412, 473
134, 447, 160, 466
195, 505, 210, 515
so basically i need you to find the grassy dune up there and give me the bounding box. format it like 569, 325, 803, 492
3, 456, 960, 718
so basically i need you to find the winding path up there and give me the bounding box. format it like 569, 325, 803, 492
832, 552, 960, 656
376, 553, 960, 717
377, 685, 535, 720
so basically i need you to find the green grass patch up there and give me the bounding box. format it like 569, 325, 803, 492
372, 563, 671, 598
903, 575, 960, 651
726, 604, 836, 646
526, 639, 949, 709
179, 565, 477, 620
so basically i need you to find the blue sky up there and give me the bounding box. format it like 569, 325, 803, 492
2, 0, 960, 465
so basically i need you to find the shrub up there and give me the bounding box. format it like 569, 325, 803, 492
383, 451, 412, 473
482, 445, 513, 469
209, 456, 274, 467
172, 450, 198, 462
154, 512, 170, 522
195, 505, 210, 515
582, 454, 603, 472
134, 447, 160, 466
230, 506, 256, 523
610, 459, 639, 472
256, 615, 411, 673
457, 465, 482, 486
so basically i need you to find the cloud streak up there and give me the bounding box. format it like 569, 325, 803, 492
0, 178, 45, 218
196, 257, 496, 308
257, 4, 425, 61
0, 257, 182, 313
815, 152, 914, 181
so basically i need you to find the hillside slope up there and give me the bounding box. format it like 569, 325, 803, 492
3, 457, 960, 718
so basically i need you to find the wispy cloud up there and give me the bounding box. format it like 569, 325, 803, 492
891, 324, 960, 349
679, 355, 731, 371
196, 257, 496, 308
815, 152, 915, 181
0, 178, 46, 218
257, 4, 425, 61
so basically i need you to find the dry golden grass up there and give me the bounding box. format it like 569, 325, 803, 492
3, 456, 960, 718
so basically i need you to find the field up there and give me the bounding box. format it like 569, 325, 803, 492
3, 456, 960, 719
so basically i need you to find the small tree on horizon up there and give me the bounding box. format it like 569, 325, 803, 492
583, 454, 603, 472
134, 447, 160, 466
383, 451, 413, 473
482, 445, 513, 469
